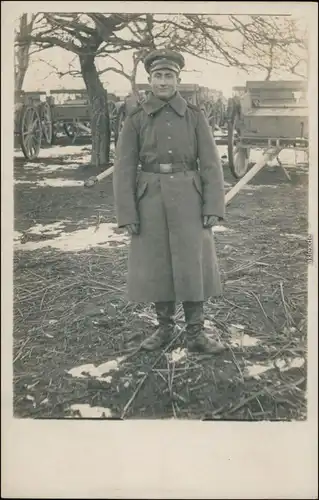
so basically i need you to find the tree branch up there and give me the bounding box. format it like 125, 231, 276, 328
17, 33, 83, 54
98, 66, 131, 80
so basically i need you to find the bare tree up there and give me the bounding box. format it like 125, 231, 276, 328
227, 15, 308, 80
16, 12, 308, 166
15, 12, 143, 167
92, 13, 307, 91
14, 13, 40, 92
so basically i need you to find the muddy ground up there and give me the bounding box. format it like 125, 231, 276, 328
13, 138, 308, 420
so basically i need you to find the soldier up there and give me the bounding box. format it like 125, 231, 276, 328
113, 49, 226, 354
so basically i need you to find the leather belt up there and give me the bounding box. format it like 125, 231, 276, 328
141, 162, 197, 174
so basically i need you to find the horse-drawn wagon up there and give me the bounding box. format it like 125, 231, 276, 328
14, 88, 125, 160
225, 80, 309, 179
113, 83, 228, 141
48, 89, 123, 144
135, 83, 227, 129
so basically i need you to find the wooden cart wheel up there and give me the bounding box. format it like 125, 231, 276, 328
40, 101, 53, 145
227, 98, 250, 179
19, 105, 42, 160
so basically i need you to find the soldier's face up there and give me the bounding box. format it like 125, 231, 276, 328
149, 69, 180, 100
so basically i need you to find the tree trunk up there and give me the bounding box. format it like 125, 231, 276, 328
15, 46, 29, 92
131, 52, 145, 97
80, 54, 110, 168
130, 65, 139, 96
14, 14, 35, 92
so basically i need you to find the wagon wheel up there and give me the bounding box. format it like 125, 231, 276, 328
19, 105, 42, 160
107, 101, 118, 141
227, 98, 250, 179
40, 101, 53, 145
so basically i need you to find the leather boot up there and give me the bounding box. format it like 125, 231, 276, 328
183, 301, 226, 354
141, 302, 176, 351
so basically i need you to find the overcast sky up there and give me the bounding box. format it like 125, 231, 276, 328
24, 46, 303, 99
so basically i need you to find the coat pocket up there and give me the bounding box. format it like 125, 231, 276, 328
192, 175, 203, 199
136, 181, 148, 203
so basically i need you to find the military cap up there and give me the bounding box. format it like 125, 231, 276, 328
144, 49, 185, 75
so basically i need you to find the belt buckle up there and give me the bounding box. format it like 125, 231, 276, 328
159, 163, 173, 173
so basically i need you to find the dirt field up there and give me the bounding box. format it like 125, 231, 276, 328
13, 139, 309, 420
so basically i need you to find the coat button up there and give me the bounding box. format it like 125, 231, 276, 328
168, 150, 172, 154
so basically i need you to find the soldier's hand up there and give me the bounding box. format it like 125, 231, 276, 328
125, 223, 140, 235
203, 215, 219, 228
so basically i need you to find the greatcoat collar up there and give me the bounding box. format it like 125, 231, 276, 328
141, 91, 187, 117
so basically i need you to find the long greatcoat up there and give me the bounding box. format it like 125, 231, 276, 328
113, 91, 225, 303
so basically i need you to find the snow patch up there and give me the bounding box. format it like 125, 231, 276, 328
218, 147, 308, 168
39, 145, 91, 158
280, 233, 307, 241
204, 319, 218, 332
69, 404, 112, 418
14, 231, 23, 242
23, 162, 84, 173
14, 180, 35, 185
228, 324, 261, 347
276, 358, 305, 372
14, 223, 129, 252
245, 357, 305, 380
14, 177, 84, 188
27, 221, 67, 236
14, 145, 91, 160
230, 333, 260, 348
26, 395, 36, 407
67, 356, 126, 383
166, 348, 188, 363
212, 225, 234, 232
